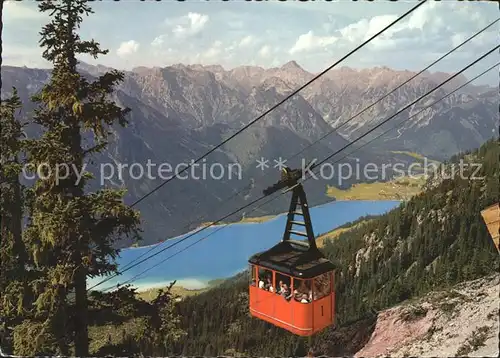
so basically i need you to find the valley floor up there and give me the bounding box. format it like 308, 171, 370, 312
355, 274, 499, 357
326, 175, 425, 201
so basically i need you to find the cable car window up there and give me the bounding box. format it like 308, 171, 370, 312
275, 272, 293, 300
293, 278, 312, 303
313, 272, 331, 300
257, 267, 274, 292
249, 264, 256, 286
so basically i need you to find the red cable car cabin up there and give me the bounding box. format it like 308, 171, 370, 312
248, 166, 336, 337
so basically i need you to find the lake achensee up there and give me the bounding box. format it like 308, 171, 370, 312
88, 200, 400, 291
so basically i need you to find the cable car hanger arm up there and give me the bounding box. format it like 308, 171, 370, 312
262, 161, 315, 196
263, 163, 317, 250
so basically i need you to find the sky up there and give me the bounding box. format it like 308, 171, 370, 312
2, 0, 499, 85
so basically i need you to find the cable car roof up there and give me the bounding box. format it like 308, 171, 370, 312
248, 239, 336, 279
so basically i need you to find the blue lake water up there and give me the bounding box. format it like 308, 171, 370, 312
88, 200, 400, 291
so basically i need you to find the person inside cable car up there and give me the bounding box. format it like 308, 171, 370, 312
258, 277, 265, 289
308, 289, 318, 301
277, 280, 284, 294
265, 276, 274, 292
277, 282, 284, 295
300, 293, 309, 303
279, 283, 292, 300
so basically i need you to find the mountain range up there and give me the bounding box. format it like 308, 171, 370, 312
1, 61, 497, 247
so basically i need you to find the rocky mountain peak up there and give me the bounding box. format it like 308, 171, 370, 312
281, 60, 303, 71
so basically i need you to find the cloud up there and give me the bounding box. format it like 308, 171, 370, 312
339, 15, 399, 47
144, 0, 494, 74
3, 1, 45, 20
4, 0, 496, 87
289, 31, 337, 54
117, 40, 140, 57
239, 35, 256, 48
151, 35, 166, 48
172, 12, 209, 37
228, 20, 244, 30
335, 2, 452, 52
451, 33, 468, 48
258, 45, 271, 58
322, 15, 338, 33
152, 12, 209, 50
202, 41, 223, 59
406, 0, 440, 31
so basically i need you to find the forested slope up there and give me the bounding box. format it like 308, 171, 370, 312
162, 139, 499, 356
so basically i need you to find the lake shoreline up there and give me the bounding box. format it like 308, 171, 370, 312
89, 200, 401, 293
125, 199, 403, 251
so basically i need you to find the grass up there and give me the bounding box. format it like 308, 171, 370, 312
424, 324, 443, 341
486, 310, 498, 320
456, 326, 491, 356
428, 289, 471, 316
400, 304, 428, 322
391, 150, 427, 161
136, 278, 225, 301
137, 286, 206, 301
316, 220, 371, 247
391, 151, 441, 164
326, 175, 426, 201
237, 215, 276, 223
438, 301, 456, 316
200, 215, 276, 227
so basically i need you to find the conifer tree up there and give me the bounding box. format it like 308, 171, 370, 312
0, 89, 25, 283
22, 0, 141, 355
0, 89, 27, 352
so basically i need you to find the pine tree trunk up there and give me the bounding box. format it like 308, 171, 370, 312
0, 186, 5, 290
71, 120, 88, 356
0, 0, 2, 89
12, 160, 24, 267
74, 263, 89, 356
